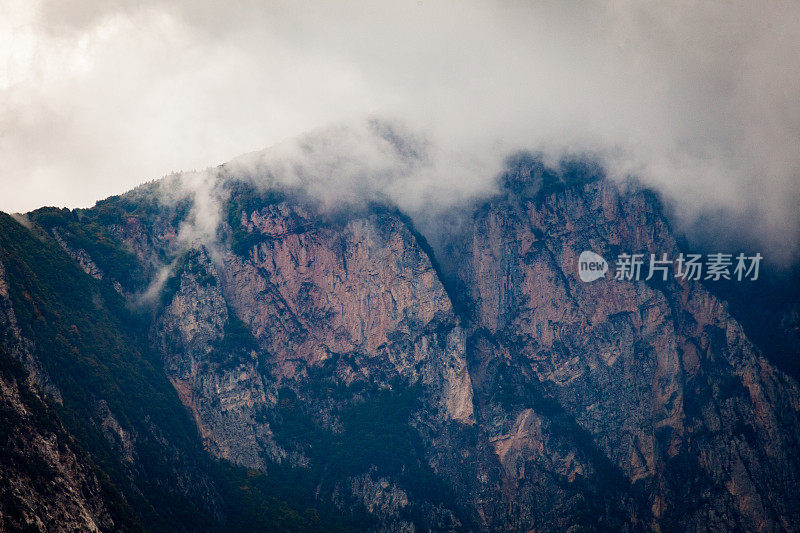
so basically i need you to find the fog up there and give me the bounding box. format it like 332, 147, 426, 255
2, 1, 800, 261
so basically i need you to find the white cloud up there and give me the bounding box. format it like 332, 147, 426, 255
1, 0, 799, 260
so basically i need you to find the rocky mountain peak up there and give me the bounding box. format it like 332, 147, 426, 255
1, 154, 798, 531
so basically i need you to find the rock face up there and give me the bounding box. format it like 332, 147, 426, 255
0, 259, 121, 531
0, 253, 60, 402
0, 350, 119, 532
436, 167, 800, 530
143, 165, 800, 530
1, 150, 799, 531
153, 195, 477, 525
51, 228, 105, 280
223, 201, 474, 425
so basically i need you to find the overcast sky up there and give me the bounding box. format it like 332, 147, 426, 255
2, 0, 800, 259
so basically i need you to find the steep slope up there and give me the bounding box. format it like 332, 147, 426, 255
436, 154, 800, 530
147, 183, 477, 529
0, 212, 355, 532
1, 146, 799, 531
0, 345, 131, 531
0, 212, 231, 531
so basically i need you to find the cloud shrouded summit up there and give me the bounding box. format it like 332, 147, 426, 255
2, 1, 800, 259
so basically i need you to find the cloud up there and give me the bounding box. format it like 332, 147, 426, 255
2, 1, 799, 261
224, 119, 499, 212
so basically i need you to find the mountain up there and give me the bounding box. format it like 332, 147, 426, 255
1, 137, 799, 531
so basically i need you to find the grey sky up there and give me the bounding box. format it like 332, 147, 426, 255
2, 1, 799, 259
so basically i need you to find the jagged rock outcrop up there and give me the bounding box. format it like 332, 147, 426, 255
2, 148, 799, 531
151, 194, 477, 526
143, 166, 800, 530
51, 228, 105, 280
0, 257, 61, 402
0, 359, 118, 531
223, 200, 474, 424
0, 341, 121, 531
0, 257, 120, 531
0, 242, 107, 532
437, 167, 800, 531
0, 211, 235, 532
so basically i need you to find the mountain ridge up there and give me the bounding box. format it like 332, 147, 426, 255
1, 149, 799, 531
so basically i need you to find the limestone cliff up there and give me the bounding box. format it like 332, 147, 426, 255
2, 151, 799, 531
437, 166, 800, 530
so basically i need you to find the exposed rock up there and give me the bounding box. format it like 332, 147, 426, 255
0, 347, 122, 532
51, 228, 105, 280
3, 159, 799, 531
439, 176, 800, 531
154, 247, 282, 468
0, 257, 61, 402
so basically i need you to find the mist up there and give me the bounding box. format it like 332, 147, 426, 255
3, 1, 800, 262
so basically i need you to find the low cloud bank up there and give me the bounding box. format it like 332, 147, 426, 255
3, 1, 799, 262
